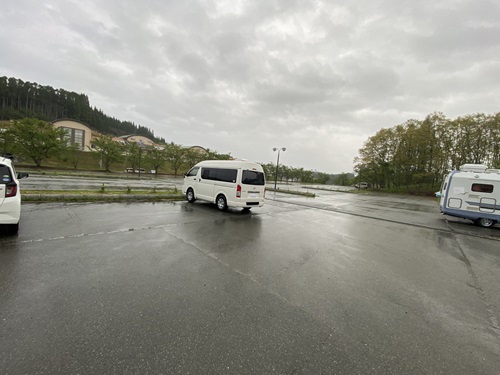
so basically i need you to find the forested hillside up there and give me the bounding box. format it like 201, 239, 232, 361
355, 112, 500, 190
0, 76, 164, 143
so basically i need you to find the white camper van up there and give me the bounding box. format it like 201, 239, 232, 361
182, 160, 266, 211
437, 164, 500, 228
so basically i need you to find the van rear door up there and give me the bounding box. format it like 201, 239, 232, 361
241, 169, 265, 199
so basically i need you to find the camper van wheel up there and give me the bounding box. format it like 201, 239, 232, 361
216, 195, 228, 211
186, 188, 196, 203
476, 218, 495, 228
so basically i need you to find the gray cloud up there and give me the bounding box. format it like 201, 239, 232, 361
1, 0, 499, 173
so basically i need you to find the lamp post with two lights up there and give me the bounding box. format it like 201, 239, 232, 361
272, 147, 286, 190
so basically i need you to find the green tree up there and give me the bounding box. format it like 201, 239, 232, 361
316, 172, 330, 184
260, 163, 275, 181
8, 118, 67, 166
333, 173, 352, 186
206, 148, 231, 160
92, 135, 124, 172
67, 143, 83, 169
145, 147, 167, 174
126, 143, 142, 170
183, 148, 205, 170
0, 127, 15, 155
165, 143, 185, 176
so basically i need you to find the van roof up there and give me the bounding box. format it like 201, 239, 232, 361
195, 160, 263, 170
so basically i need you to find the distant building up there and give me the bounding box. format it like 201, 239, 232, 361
116, 135, 155, 147
111, 136, 128, 146
186, 146, 208, 154
52, 119, 93, 151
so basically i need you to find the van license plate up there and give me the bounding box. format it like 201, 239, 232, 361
248, 192, 259, 197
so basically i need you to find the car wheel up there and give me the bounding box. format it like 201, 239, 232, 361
476, 218, 495, 228
186, 188, 196, 203
216, 195, 228, 211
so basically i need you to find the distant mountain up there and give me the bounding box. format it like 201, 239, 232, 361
0, 76, 165, 143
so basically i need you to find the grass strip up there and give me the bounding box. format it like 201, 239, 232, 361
24, 189, 179, 195
23, 193, 185, 203
266, 188, 315, 198
23, 189, 184, 202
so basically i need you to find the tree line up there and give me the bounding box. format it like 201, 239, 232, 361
1, 118, 229, 174
260, 162, 339, 184
2, 118, 352, 185
354, 112, 500, 190
0, 76, 164, 143
0, 76, 353, 184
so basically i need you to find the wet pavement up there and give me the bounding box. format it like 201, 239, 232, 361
1, 194, 500, 374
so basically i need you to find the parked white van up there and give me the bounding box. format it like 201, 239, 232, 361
182, 160, 266, 211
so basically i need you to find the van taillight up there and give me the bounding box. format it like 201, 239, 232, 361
236, 184, 241, 198
264, 187, 266, 197
6, 183, 17, 197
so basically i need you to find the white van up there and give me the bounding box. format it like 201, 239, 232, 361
182, 160, 266, 211
354, 182, 368, 189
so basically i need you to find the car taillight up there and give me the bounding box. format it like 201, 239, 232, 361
6, 183, 18, 197
236, 184, 241, 198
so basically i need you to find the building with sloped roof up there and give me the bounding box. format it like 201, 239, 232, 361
52, 119, 93, 151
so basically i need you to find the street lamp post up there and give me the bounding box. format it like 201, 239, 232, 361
138, 140, 146, 179
272, 147, 286, 190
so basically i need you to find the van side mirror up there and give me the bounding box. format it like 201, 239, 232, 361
17, 172, 29, 179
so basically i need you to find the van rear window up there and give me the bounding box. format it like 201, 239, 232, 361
242, 170, 265, 186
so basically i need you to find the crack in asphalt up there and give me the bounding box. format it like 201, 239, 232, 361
444, 221, 500, 341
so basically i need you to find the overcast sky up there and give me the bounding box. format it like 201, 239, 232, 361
1, 0, 499, 173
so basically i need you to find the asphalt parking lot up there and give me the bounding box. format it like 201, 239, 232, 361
1, 192, 500, 374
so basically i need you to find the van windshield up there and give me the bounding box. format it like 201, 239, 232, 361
242, 170, 265, 186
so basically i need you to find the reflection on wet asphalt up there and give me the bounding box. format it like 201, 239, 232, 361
1, 193, 500, 374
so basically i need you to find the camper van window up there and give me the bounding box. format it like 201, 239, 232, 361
201, 168, 237, 183
242, 170, 265, 185
472, 183, 494, 193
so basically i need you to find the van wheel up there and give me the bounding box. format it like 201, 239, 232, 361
216, 195, 228, 211
186, 188, 196, 203
476, 218, 496, 228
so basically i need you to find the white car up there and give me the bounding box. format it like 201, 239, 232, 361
0, 156, 29, 235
